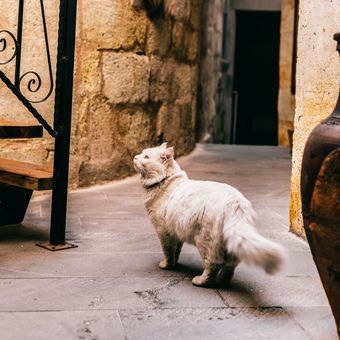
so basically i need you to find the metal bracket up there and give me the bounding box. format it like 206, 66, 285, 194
36, 242, 78, 251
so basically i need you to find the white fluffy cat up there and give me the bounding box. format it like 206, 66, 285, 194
133, 143, 286, 287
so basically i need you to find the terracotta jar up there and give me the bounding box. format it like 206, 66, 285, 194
301, 32, 340, 336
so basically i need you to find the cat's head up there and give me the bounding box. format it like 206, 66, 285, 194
133, 143, 175, 187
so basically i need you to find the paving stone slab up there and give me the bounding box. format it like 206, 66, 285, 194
218, 268, 330, 308
257, 230, 309, 252
0, 310, 125, 340
119, 307, 309, 340
285, 307, 338, 340
0, 277, 225, 311
281, 250, 319, 277
0, 249, 204, 279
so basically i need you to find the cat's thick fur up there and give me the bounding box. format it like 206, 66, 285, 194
133, 144, 286, 287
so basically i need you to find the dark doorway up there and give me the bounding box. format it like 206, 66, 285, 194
232, 10, 281, 145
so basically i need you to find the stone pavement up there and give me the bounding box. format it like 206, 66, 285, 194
0, 144, 338, 340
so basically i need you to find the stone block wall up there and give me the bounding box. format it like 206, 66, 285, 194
196, 0, 224, 143
278, 0, 295, 147
289, 0, 340, 237
0, 0, 201, 188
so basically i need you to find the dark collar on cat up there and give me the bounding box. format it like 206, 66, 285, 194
144, 171, 187, 189
144, 176, 168, 189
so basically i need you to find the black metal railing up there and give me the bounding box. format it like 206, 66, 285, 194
0, 0, 56, 136
0, 0, 78, 248
0, 0, 54, 106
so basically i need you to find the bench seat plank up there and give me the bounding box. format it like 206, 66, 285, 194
0, 120, 43, 139
0, 158, 53, 190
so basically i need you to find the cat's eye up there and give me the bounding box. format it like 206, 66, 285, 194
143, 155, 149, 159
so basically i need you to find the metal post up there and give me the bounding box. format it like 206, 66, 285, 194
14, 0, 24, 87
40, 0, 78, 250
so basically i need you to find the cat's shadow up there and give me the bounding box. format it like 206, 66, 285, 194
175, 262, 268, 307
219, 279, 265, 304
175, 262, 202, 276
0, 223, 49, 243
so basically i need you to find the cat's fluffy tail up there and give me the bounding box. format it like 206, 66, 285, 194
223, 202, 286, 274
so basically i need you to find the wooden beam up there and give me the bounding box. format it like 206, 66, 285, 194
0, 120, 43, 138
0, 158, 53, 190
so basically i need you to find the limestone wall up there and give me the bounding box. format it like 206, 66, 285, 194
0, 0, 201, 188
290, 0, 340, 236
278, 0, 295, 147
196, 0, 224, 142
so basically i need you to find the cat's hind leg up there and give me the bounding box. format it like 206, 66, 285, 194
158, 232, 181, 270
216, 254, 239, 286
192, 236, 224, 287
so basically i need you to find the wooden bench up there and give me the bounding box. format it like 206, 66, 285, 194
0, 158, 53, 225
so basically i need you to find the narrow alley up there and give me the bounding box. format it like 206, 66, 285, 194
0, 144, 337, 339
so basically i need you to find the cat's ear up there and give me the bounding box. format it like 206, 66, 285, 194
161, 147, 174, 162
160, 142, 168, 149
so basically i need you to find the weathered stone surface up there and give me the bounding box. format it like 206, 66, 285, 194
150, 56, 174, 103
290, 0, 340, 236
156, 102, 195, 156
173, 63, 193, 100
0, 0, 200, 189
119, 308, 310, 340
172, 22, 199, 62
83, 0, 147, 50
0, 311, 125, 340
102, 52, 150, 104
76, 51, 102, 95
185, 30, 199, 62
146, 19, 172, 56
286, 307, 339, 340
172, 21, 186, 58
196, 0, 224, 142
278, 0, 295, 147
218, 270, 330, 308
150, 58, 196, 154
150, 57, 194, 105
77, 105, 157, 187
189, 0, 202, 30
165, 0, 191, 23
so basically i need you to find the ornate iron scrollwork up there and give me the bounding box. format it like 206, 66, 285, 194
0, 0, 54, 104
0, 30, 17, 65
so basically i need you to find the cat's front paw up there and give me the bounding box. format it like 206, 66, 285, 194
159, 258, 176, 270
192, 275, 215, 287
